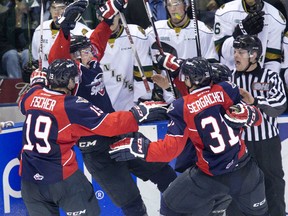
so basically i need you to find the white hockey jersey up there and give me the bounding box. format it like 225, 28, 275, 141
214, 0, 286, 72
100, 24, 154, 111
282, 31, 288, 69
146, 19, 218, 61
32, 20, 91, 69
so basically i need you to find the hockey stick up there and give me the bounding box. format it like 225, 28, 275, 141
190, 0, 201, 57
38, 0, 44, 70
142, 0, 177, 99
119, 12, 151, 93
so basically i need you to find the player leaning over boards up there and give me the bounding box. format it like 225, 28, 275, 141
48, 1, 178, 216
109, 57, 270, 216
146, 0, 219, 96
31, 0, 91, 69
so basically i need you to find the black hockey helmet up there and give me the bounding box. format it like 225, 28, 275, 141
47, 59, 79, 88
233, 35, 263, 61
210, 63, 232, 83
180, 57, 212, 87
70, 35, 91, 53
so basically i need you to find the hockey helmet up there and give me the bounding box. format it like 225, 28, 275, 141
70, 35, 91, 53
210, 63, 232, 83
233, 35, 263, 60
50, 0, 69, 7
180, 57, 212, 87
47, 59, 79, 88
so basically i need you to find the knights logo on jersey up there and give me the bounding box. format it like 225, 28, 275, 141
252, 82, 271, 91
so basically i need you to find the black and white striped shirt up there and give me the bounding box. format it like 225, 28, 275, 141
232, 64, 287, 141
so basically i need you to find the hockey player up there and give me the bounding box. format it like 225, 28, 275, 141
109, 57, 270, 216
99, 14, 153, 110
213, 0, 286, 72
18, 56, 169, 216
146, 0, 218, 96
231, 34, 287, 216
281, 31, 288, 99
31, 0, 91, 69
48, 1, 178, 216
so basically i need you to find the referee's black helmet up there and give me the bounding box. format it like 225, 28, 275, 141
233, 35, 263, 61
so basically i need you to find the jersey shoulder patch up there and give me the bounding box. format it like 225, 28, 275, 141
137, 26, 146, 36
76, 96, 89, 103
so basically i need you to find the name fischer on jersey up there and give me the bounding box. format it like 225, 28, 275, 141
187, 91, 224, 113
30, 96, 56, 111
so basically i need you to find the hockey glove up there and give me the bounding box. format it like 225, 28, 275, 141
155, 52, 183, 72
232, 11, 265, 38
30, 69, 48, 87
23, 60, 39, 83
109, 132, 150, 161
0, 121, 14, 130
56, 0, 88, 37
224, 103, 261, 128
130, 101, 168, 123
97, 0, 128, 20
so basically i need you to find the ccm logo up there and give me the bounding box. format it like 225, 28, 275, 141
253, 198, 266, 207
137, 139, 143, 153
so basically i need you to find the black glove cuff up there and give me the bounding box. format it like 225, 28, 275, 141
62, 28, 70, 40
252, 97, 258, 106
103, 17, 114, 26
232, 25, 243, 39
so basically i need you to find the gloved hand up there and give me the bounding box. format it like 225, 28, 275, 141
130, 101, 168, 123
30, 69, 48, 87
56, 0, 88, 37
232, 11, 265, 38
155, 52, 183, 72
0, 121, 14, 130
23, 60, 39, 83
224, 103, 261, 128
109, 132, 150, 161
96, 0, 128, 20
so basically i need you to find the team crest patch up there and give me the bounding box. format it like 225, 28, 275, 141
76, 97, 89, 103
137, 26, 146, 36
252, 82, 271, 91
82, 28, 89, 35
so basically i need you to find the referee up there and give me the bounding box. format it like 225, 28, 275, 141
231, 35, 287, 216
